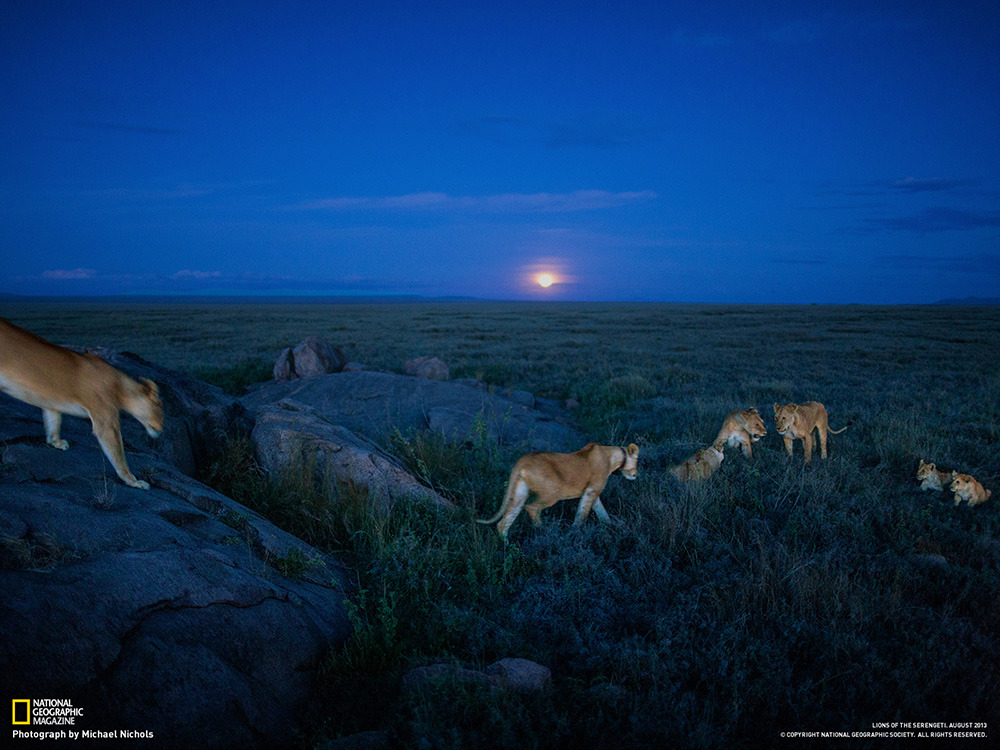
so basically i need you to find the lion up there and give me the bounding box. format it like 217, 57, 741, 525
0, 317, 163, 489
478, 442, 639, 540
773, 402, 849, 462
715, 407, 766, 458
950, 472, 991, 507
670, 443, 725, 481
916, 459, 952, 492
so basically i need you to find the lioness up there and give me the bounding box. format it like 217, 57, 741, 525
670, 443, 725, 481
773, 402, 849, 463
950, 472, 991, 507
0, 318, 163, 489
715, 407, 766, 458
916, 460, 952, 491
478, 442, 639, 540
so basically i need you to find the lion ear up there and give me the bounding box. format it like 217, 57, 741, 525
748, 407, 759, 415
627, 443, 639, 456
789, 404, 799, 413
140, 378, 159, 396
773, 403, 779, 411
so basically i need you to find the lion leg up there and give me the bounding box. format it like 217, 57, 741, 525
497, 480, 530, 540
573, 488, 599, 526
741, 435, 753, 458
802, 435, 813, 463
91, 415, 149, 490
592, 498, 613, 525
782, 436, 794, 457
43, 409, 69, 450
525, 501, 546, 527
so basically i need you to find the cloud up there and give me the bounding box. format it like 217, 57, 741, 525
878, 252, 1000, 275
170, 269, 223, 280
770, 257, 827, 265
300, 190, 657, 213
815, 177, 972, 198
458, 115, 664, 149
868, 207, 1000, 233
889, 177, 971, 193
41, 268, 97, 279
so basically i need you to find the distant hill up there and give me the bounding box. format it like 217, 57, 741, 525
932, 296, 1000, 306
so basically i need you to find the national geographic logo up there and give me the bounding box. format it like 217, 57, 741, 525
11, 698, 83, 726
11, 699, 155, 742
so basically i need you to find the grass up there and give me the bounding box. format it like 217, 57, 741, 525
2, 300, 998, 747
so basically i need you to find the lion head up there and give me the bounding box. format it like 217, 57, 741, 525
917, 459, 936, 480
743, 408, 767, 441
773, 403, 798, 434
620, 443, 639, 480
951, 472, 971, 493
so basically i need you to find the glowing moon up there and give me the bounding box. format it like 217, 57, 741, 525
537, 273, 554, 288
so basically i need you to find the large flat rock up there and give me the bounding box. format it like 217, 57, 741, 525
242, 370, 580, 452
0, 392, 350, 748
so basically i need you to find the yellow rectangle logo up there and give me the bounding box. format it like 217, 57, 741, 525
12, 699, 31, 725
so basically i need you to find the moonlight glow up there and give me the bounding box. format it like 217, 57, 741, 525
537, 273, 554, 288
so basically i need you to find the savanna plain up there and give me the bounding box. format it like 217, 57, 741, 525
2, 300, 998, 748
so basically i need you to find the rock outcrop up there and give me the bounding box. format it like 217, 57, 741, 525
274, 337, 348, 382
251, 402, 452, 510
404, 355, 450, 381
242, 371, 580, 452
0, 377, 350, 748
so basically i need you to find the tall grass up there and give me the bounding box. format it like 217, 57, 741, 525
4, 301, 998, 746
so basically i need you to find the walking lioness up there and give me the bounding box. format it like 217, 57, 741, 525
0, 317, 163, 489
773, 401, 849, 463
479, 442, 639, 540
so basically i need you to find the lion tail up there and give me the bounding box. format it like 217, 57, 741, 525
828, 420, 853, 435
478, 466, 523, 525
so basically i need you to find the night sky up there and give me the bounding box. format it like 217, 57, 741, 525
3, 1, 999, 303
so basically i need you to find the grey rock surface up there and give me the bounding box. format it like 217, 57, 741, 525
404, 356, 450, 381
242, 371, 580, 452
1, 379, 350, 748
274, 337, 348, 382
251, 402, 452, 510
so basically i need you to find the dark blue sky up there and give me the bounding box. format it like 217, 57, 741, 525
3, 0, 999, 302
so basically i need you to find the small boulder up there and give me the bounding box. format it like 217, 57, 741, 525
274, 337, 347, 381
486, 658, 552, 692
273, 347, 295, 382
404, 356, 449, 381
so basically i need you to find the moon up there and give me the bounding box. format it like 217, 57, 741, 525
537, 273, 554, 288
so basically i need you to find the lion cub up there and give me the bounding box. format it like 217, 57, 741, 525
916, 460, 952, 491
773, 402, 849, 463
0, 317, 163, 489
950, 473, 992, 507
478, 442, 639, 540
715, 407, 766, 458
670, 443, 725, 482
